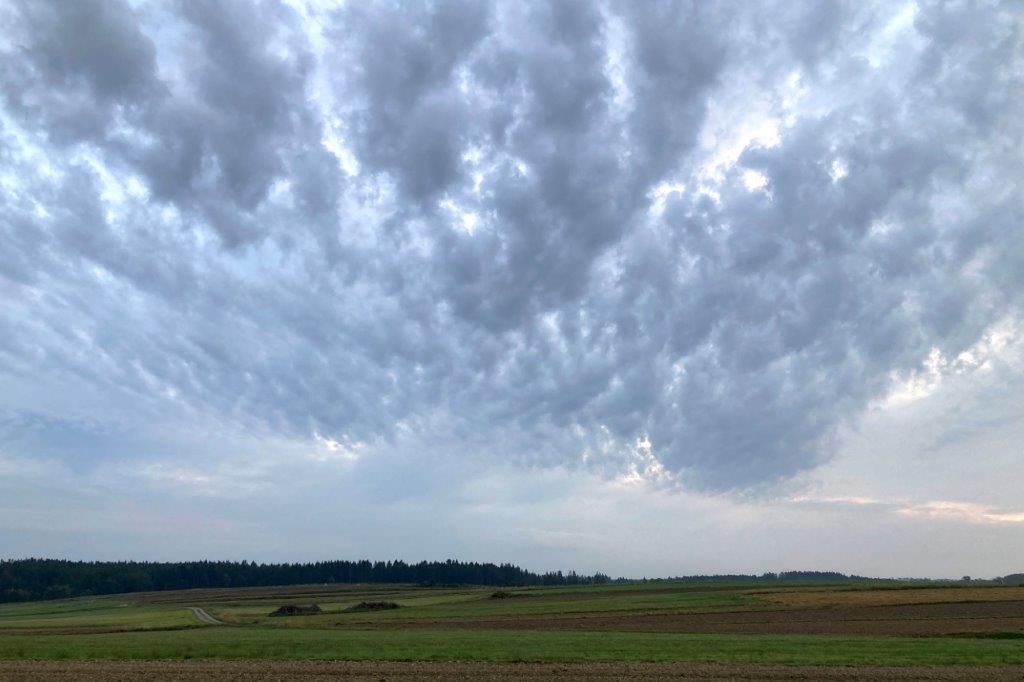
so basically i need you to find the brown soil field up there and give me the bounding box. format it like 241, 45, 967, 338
755, 587, 1024, 609
517, 586, 757, 601
133, 584, 740, 607
3, 660, 1023, 681
397, 600, 1024, 635
132, 584, 449, 606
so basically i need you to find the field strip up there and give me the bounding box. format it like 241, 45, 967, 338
2, 661, 1024, 680
189, 607, 224, 625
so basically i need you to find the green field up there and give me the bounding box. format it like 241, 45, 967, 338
4, 627, 1024, 666
1, 581, 1023, 667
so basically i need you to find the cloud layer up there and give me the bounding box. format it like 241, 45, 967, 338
1, 0, 1021, 493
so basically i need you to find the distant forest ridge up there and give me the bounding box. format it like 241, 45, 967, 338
0, 558, 610, 603
1, 558, 1021, 603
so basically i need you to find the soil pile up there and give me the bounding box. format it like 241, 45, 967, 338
269, 604, 321, 616
343, 601, 400, 612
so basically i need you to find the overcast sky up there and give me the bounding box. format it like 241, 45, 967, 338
1, 0, 1022, 578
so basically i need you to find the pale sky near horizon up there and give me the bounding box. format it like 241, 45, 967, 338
1, 0, 1022, 579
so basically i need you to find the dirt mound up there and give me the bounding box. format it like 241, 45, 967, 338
490, 591, 515, 599
269, 603, 321, 617
343, 601, 400, 612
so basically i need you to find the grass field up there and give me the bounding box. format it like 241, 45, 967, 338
1, 580, 1023, 675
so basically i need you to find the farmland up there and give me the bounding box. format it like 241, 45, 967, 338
1, 581, 1023, 678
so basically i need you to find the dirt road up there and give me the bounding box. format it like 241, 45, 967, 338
188, 607, 224, 625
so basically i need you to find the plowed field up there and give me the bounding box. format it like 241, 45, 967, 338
413, 599, 1024, 635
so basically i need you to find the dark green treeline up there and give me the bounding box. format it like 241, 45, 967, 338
0, 558, 612, 602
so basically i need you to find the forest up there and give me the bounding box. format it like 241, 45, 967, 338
0, 558, 612, 602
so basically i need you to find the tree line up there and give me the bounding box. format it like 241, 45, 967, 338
0, 558, 612, 602
4, 559, 1018, 603
652, 571, 1024, 585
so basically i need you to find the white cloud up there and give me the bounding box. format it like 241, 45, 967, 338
0, 0, 1021, 573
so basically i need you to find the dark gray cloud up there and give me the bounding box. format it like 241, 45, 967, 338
0, 0, 1021, 492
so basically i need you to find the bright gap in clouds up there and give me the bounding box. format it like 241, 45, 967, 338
0, 0, 1021, 576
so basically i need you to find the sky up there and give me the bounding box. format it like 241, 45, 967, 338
0, 0, 1022, 579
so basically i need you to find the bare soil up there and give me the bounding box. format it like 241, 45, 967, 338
132, 584, 447, 606
405, 600, 1024, 635
516, 586, 757, 601
2, 660, 1023, 681
270, 605, 322, 617
343, 601, 400, 613
755, 587, 1024, 609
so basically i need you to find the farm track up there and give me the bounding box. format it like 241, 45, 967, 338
387, 600, 1024, 636
2, 661, 1023, 681
188, 608, 224, 626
